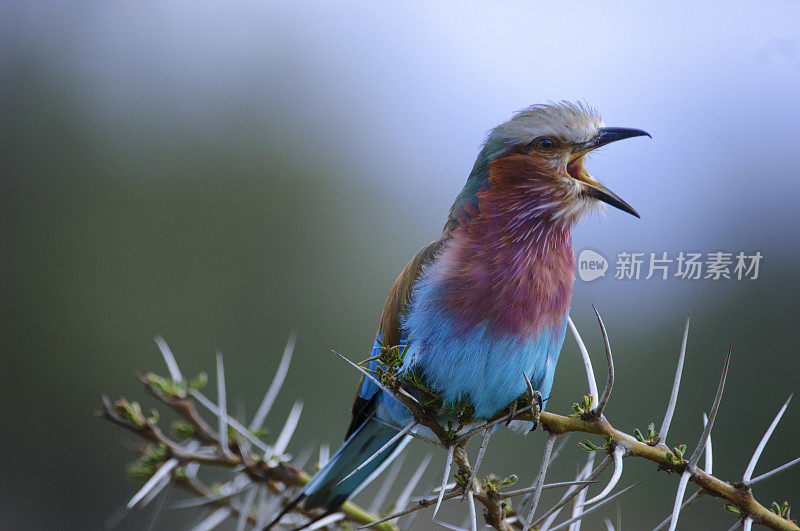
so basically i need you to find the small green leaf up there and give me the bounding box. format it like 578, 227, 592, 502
127, 444, 168, 481
145, 373, 188, 398
664, 443, 687, 466
647, 422, 659, 443
570, 395, 595, 418
115, 398, 147, 428
579, 439, 607, 452
500, 474, 518, 487
633, 422, 660, 445
770, 501, 791, 519
189, 372, 208, 391
171, 420, 194, 439
724, 504, 743, 516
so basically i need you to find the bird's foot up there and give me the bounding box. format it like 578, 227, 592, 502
520, 371, 543, 432
527, 390, 543, 433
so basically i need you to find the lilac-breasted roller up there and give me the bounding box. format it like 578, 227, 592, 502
268, 102, 648, 525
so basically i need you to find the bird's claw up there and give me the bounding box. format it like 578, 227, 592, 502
504, 374, 543, 429
504, 399, 518, 426
527, 390, 543, 433
520, 371, 543, 432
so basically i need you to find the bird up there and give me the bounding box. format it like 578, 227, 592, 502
267, 101, 649, 527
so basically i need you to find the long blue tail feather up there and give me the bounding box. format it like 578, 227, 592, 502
265, 418, 409, 528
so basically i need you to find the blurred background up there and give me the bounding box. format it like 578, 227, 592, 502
2, 1, 799, 529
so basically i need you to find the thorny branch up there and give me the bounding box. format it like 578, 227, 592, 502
98, 339, 396, 531
99, 313, 798, 530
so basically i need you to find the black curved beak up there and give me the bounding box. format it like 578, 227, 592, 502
593, 127, 651, 148
583, 181, 641, 218
570, 127, 650, 218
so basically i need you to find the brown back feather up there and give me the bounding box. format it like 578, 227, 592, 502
345, 236, 449, 439
379, 237, 448, 348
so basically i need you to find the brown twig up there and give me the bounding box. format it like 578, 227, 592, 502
506, 409, 798, 531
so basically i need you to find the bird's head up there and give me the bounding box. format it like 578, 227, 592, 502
451, 102, 649, 227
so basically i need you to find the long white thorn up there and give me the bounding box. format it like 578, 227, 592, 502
171, 481, 253, 510
688, 349, 730, 469
271, 400, 303, 457
702, 413, 713, 474
394, 454, 432, 512
190, 390, 270, 452
369, 452, 407, 514
235, 486, 258, 531
467, 490, 478, 531
659, 315, 690, 445
500, 480, 599, 500
550, 433, 571, 466
430, 483, 457, 494
667, 470, 692, 531
249, 332, 296, 431
727, 520, 744, 531
433, 446, 455, 519
236, 400, 252, 461
143, 480, 171, 530
318, 443, 330, 468
128, 458, 179, 510
192, 507, 232, 531
398, 387, 422, 405
333, 350, 416, 408
521, 432, 572, 509
568, 453, 594, 531
513, 433, 569, 516
750, 455, 800, 485
523, 432, 557, 530
339, 422, 416, 483
568, 316, 598, 400
742, 517, 753, 531
743, 394, 792, 484
154, 336, 183, 382
547, 483, 638, 531
583, 445, 624, 506
652, 490, 704, 531
216, 352, 229, 454
463, 427, 492, 500
291, 444, 313, 469
540, 506, 564, 531
592, 306, 614, 416
142, 474, 171, 509
604, 518, 615, 531
185, 461, 200, 479
530, 455, 611, 529
254, 486, 270, 528
432, 519, 468, 531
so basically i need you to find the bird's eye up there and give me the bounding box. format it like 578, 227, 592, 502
533, 137, 558, 152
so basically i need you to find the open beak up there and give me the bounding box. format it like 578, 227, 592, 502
567, 127, 650, 218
